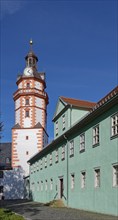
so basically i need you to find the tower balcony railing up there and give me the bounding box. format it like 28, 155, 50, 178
13, 88, 47, 98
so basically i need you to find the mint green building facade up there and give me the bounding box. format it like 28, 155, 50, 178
28, 87, 118, 216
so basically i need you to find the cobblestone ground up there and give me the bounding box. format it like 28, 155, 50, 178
0, 200, 117, 220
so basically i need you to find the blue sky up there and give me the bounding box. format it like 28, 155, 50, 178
0, 0, 117, 142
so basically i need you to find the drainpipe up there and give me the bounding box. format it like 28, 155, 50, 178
63, 134, 68, 206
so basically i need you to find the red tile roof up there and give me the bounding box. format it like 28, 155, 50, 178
60, 96, 96, 109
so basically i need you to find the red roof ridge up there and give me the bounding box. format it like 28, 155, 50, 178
60, 96, 96, 109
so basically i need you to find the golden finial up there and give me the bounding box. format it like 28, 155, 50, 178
29, 39, 33, 50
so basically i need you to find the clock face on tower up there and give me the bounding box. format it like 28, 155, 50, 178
24, 67, 33, 76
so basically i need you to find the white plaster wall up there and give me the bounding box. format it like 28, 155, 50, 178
15, 98, 20, 109
16, 109, 20, 124
15, 129, 40, 176
35, 97, 42, 108
24, 117, 32, 127
24, 80, 33, 88
35, 81, 41, 90
18, 82, 22, 89
36, 108, 42, 124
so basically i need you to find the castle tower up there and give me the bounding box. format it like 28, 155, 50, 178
12, 41, 49, 175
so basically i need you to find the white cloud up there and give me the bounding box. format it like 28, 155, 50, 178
1, 0, 26, 18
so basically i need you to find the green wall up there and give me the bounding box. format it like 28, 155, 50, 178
30, 104, 118, 216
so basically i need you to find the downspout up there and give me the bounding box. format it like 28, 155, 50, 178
28, 162, 31, 200
63, 135, 68, 206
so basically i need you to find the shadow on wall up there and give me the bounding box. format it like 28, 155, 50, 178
1, 167, 25, 199
24, 177, 30, 199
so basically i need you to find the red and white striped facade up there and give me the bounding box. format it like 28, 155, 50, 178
12, 46, 49, 176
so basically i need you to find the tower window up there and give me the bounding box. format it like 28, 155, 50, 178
25, 99, 29, 105
29, 58, 32, 67
26, 151, 29, 155
26, 83, 30, 88
26, 136, 29, 140
25, 110, 29, 117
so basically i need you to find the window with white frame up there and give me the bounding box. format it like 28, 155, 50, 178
45, 180, 48, 191
71, 174, 75, 189
40, 160, 42, 170
55, 121, 58, 135
45, 156, 47, 168
62, 114, 65, 130
70, 140, 74, 157
93, 125, 99, 145
62, 145, 65, 160
36, 162, 39, 171
113, 164, 118, 187
50, 178, 53, 190
49, 153, 52, 166
81, 171, 86, 188
94, 168, 100, 188
80, 133, 85, 151
55, 149, 59, 163
41, 181, 43, 191
111, 113, 118, 137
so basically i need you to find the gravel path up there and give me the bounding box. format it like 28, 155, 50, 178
0, 200, 117, 220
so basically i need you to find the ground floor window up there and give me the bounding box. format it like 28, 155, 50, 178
50, 178, 53, 190
71, 174, 75, 189
41, 181, 43, 191
113, 164, 118, 187
94, 168, 100, 188
45, 180, 48, 191
81, 171, 86, 188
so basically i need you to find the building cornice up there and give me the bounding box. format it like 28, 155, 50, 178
16, 75, 46, 88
